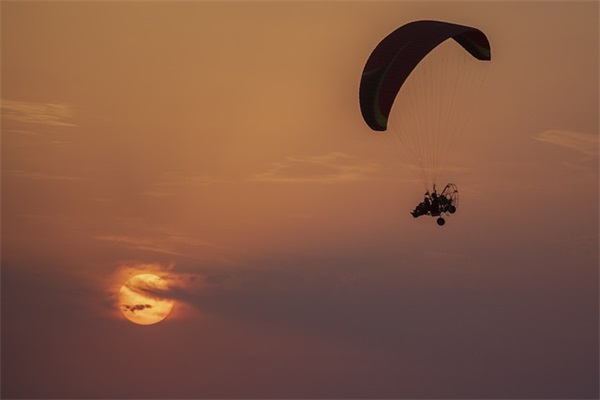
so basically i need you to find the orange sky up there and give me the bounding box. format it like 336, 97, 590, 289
2, 2, 598, 398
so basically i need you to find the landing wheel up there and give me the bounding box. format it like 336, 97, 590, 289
437, 217, 446, 226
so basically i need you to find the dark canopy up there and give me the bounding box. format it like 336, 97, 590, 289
359, 20, 491, 131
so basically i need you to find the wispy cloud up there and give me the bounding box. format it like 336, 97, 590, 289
1, 99, 77, 127
141, 172, 222, 197
3, 169, 80, 181
249, 152, 383, 184
95, 235, 185, 256
107, 262, 206, 313
534, 130, 599, 156
1, 129, 39, 135
94, 234, 225, 257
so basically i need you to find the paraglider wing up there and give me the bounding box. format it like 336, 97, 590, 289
359, 20, 491, 131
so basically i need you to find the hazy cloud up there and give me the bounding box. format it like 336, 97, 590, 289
534, 130, 599, 156
249, 152, 382, 184
1, 99, 77, 127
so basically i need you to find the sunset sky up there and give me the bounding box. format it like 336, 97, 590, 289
2, 1, 598, 399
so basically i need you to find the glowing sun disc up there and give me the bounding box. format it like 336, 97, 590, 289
119, 274, 174, 325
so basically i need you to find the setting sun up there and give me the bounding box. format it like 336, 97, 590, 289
119, 274, 174, 325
